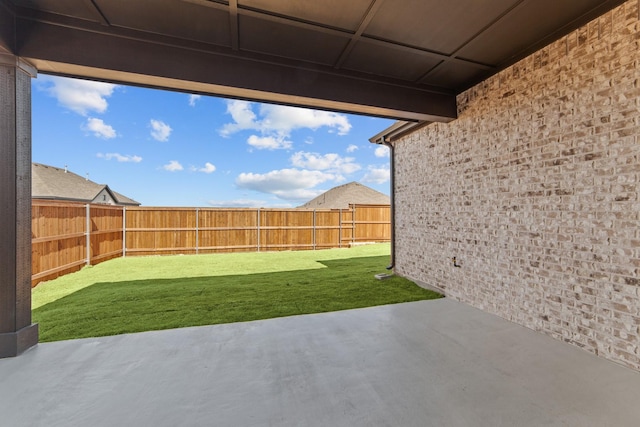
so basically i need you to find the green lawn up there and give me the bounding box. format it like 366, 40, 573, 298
32, 244, 442, 342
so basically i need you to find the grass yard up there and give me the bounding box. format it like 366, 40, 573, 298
32, 244, 442, 342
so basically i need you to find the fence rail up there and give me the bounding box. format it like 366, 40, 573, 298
31, 201, 390, 286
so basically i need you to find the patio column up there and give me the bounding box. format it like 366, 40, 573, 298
0, 54, 38, 358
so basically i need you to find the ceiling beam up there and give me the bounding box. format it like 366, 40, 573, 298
16, 16, 457, 122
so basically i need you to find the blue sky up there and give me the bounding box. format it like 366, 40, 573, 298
32, 75, 393, 207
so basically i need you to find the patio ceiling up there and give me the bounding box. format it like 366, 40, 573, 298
0, 0, 627, 121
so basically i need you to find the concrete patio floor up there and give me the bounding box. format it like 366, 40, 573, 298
1, 299, 639, 427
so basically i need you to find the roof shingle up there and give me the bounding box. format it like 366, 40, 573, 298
299, 182, 389, 209
32, 163, 140, 206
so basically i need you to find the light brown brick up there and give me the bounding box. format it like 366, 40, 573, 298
392, 0, 640, 371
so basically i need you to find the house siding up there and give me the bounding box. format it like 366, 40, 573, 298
393, 1, 640, 370
93, 188, 116, 205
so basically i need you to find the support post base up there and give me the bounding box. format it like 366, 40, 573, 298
0, 324, 39, 358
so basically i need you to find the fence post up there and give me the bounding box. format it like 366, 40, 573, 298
257, 208, 260, 252
313, 209, 316, 250
339, 209, 342, 248
195, 207, 199, 254
85, 203, 91, 265
352, 205, 356, 246
122, 206, 126, 258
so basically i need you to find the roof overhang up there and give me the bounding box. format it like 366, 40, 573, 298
0, 0, 628, 122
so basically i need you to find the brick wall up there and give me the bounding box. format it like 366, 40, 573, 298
393, 1, 640, 370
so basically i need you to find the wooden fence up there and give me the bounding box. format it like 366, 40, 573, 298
31, 202, 390, 286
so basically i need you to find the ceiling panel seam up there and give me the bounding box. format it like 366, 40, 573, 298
361, 36, 494, 71
83, 0, 109, 26
334, 0, 385, 69
229, 0, 238, 50
416, 0, 527, 85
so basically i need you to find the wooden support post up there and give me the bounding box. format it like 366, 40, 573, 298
0, 54, 38, 357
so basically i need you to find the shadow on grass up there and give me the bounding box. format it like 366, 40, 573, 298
33, 255, 442, 342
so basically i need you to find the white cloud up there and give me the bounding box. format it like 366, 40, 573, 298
208, 199, 294, 208
236, 168, 337, 201
162, 160, 183, 172
97, 152, 142, 163
374, 145, 390, 158
259, 104, 352, 136
219, 100, 258, 137
362, 166, 390, 184
188, 94, 201, 106
150, 119, 172, 142
84, 118, 116, 139
346, 144, 359, 153
219, 100, 351, 138
273, 188, 325, 201
208, 199, 266, 208
290, 152, 360, 175
247, 135, 292, 150
192, 162, 216, 173
40, 76, 117, 116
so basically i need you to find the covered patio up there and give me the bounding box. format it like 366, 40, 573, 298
2, 299, 639, 426
2, 2, 640, 423
1, 0, 631, 360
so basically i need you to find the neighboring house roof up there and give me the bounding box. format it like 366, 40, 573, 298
299, 182, 390, 210
32, 163, 140, 206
